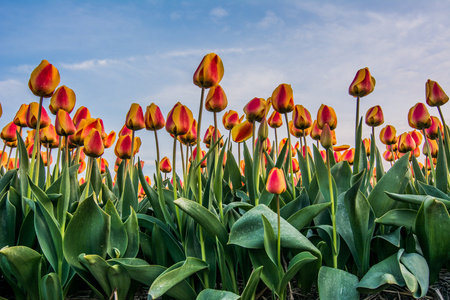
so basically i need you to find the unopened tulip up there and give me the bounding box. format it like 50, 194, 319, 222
409, 130, 423, 147
73, 106, 91, 127
379, 125, 397, 145
55, 110, 76, 136
289, 121, 304, 138
28, 60, 60, 97
41, 152, 52, 167
408, 102, 431, 130
203, 125, 223, 146
125, 103, 145, 131
222, 110, 240, 130
266, 167, 287, 194
26, 102, 51, 129
310, 120, 322, 141
40, 124, 57, 145
193, 53, 224, 88
231, 120, 253, 143
279, 138, 297, 157
114, 134, 139, 159
81, 118, 104, 141
320, 124, 333, 149
1, 122, 18, 142
49, 86, 76, 114
258, 117, 269, 140
426, 79, 449, 107
268, 111, 283, 128
205, 85, 228, 112
292, 158, 300, 173
165, 102, 194, 136
424, 116, 442, 140
13, 104, 29, 127
423, 139, 438, 158
362, 138, 371, 156
317, 104, 337, 130
348, 67, 376, 97
397, 132, 416, 153
145, 103, 165, 131
103, 131, 116, 148
78, 160, 86, 174
333, 145, 350, 152
271, 84, 294, 114
244, 97, 266, 123
118, 124, 133, 137
341, 148, 355, 164
83, 129, 104, 158
365, 105, 384, 127
383, 150, 395, 162
191, 147, 207, 168
179, 119, 197, 146
293, 105, 312, 130
160, 157, 172, 173
98, 157, 109, 174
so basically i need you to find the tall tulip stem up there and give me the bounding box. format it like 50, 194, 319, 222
129, 130, 135, 176
284, 113, 296, 200
437, 106, 447, 130
423, 129, 436, 186
154, 130, 161, 165
327, 148, 338, 269
355, 96, 360, 140
274, 128, 279, 157
276, 194, 282, 269
46, 147, 51, 189
29, 96, 44, 184
303, 132, 311, 183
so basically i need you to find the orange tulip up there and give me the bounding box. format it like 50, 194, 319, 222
26, 102, 51, 129
266, 167, 287, 195
103, 131, 116, 148
125, 103, 145, 131
55, 110, 76, 136
13, 104, 29, 127
244, 97, 266, 123
424, 116, 442, 140
231, 120, 253, 143
383, 150, 395, 162
39, 124, 58, 145
179, 119, 197, 146
203, 125, 222, 145
160, 156, 172, 173
78, 160, 86, 174
316, 104, 337, 130
193, 53, 224, 88
205, 85, 228, 113
165, 102, 194, 136
25, 130, 35, 148
423, 138, 438, 158
409, 130, 423, 147
118, 124, 133, 137
397, 132, 416, 153
292, 158, 300, 173
73, 106, 91, 127
28, 60, 60, 98
1, 122, 18, 142
365, 105, 384, 127
81, 118, 105, 141
379, 125, 397, 145
279, 138, 297, 157
310, 120, 322, 141
362, 138, 371, 156
289, 121, 303, 138
426, 79, 449, 107
98, 157, 109, 174
83, 129, 104, 158
293, 105, 312, 130
114, 134, 140, 159
145, 103, 165, 131
408, 102, 431, 130
333, 144, 350, 152
341, 148, 355, 165
191, 147, 207, 168
320, 124, 333, 149
268, 111, 283, 128
49, 85, 76, 114
348, 67, 376, 97
271, 83, 294, 114
222, 110, 240, 130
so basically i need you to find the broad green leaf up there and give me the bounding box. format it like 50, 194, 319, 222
287, 202, 331, 231
227, 150, 243, 191
79, 254, 113, 295
197, 289, 240, 300
386, 192, 450, 209
107, 264, 131, 299
261, 214, 277, 266
243, 143, 255, 204
56, 163, 70, 232
399, 252, 429, 298
318, 266, 359, 300
108, 258, 164, 285
123, 208, 139, 258
313, 145, 337, 207
121, 172, 137, 218
240, 266, 263, 300
418, 181, 450, 200
411, 155, 426, 184
27, 175, 54, 217
148, 257, 208, 300
353, 118, 363, 175
40, 273, 63, 300
375, 209, 417, 232
279, 252, 317, 294
249, 249, 280, 293
0, 193, 16, 249
104, 200, 127, 258
435, 132, 449, 193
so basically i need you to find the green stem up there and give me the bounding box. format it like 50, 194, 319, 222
55, 135, 62, 176
180, 140, 186, 195
274, 128, 279, 157
129, 130, 135, 177
46, 147, 51, 189
6, 146, 12, 171
84, 157, 94, 200
284, 113, 296, 200
29, 96, 44, 185
14, 127, 21, 169
327, 148, 338, 269
33, 141, 41, 184
303, 132, 311, 184
172, 137, 181, 230
277, 194, 282, 269
355, 96, 360, 141
65, 137, 69, 164
437, 106, 447, 130
423, 129, 436, 186
154, 130, 161, 165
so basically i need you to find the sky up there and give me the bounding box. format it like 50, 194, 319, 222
1, 0, 450, 177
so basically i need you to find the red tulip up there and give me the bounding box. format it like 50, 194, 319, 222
179, 119, 197, 146
49, 85, 76, 114
83, 129, 104, 158
193, 53, 224, 88
13, 104, 29, 127
231, 120, 253, 143
118, 124, 133, 137
165, 102, 194, 136
423, 138, 438, 158
28, 60, 60, 98
320, 124, 333, 149
268, 111, 283, 128
293, 105, 312, 130
289, 121, 304, 138
397, 132, 416, 153
424, 116, 442, 140
310, 120, 322, 141
39, 124, 58, 145
98, 157, 109, 174
55, 110, 76, 136
383, 150, 395, 162
125, 103, 145, 131
292, 158, 300, 173
73, 106, 91, 127
26, 102, 51, 129
205, 85, 228, 112
203, 125, 222, 145
145, 103, 165, 131
409, 130, 423, 147
271, 83, 294, 114
341, 148, 355, 165
114, 134, 140, 159
379, 125, 397, 145
160, 157, 172, 173
426, 79, 449, 107
348, 67, 376, 97
222, 110, 240, 130
362, 138, 371, 156
78, 160, 86, 174
408, 102, 431, 130
103, 131, 117, 148
266, 167, 287, 194
365, 105, 384, 127
1, 122, 18, 142
316, 104, 337, 130
191, 147, 207, 168
244, 97, 266, 123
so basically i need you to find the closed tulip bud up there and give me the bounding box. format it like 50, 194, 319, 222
310, 120, 322, 141
191, 147, 207, 168
125, 103, 145, 131
271, 83, 294, 114
348, 67, 376, 97
73, 106, 91, 127
397, 132, 416, 153
383, 150, 395, 162
293, 105, 312, 130
268, 111, 283, 128
231, 120, 253, 143
316, 104, 337, 130
193, 53, 224, 88
409, 130, 423, 147
379, 125, 397, 145
289, 121, 304, 138
279, 138, 297, 157
387, 143, 398, 152
408, 102, 431, 130
222, 110, 240, 130
13, 104, 29, 127
49, 86, 76, 114
333, 144, 350, 152
81, 118, 104, 142
363, 138, 371, 156
258, 117, 269, 140
292, 158, 300, 173
342, 148, 355, 164
28, 60, 60, 97
244, 97, 266, 123
39, 124, 57, 145
365, 105, 384, 127
165, 102, 194, 136
145, 103, 165, 131
203, 125, 222, 145
1, 122, 18, 142
426, 79, 449, 107
25, 130, 35, 147
114, 134, 136, 159
98, 157, 108, 174
118, 124, 133, 137
266, 167, 287, 194
240, 160, 245, 175
160, 157, 172, 173
103, 131, 116, 148
423, 138, 438, 158
55, 110, 76, 136
179, 119, 197, 146
424, 116, 442, 140
320, 124, 333, 149
205, 85, 228, 112
83, 129, 104, 158
26, 102, 51, 129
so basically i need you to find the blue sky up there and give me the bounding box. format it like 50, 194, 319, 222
1, 0, 450, 176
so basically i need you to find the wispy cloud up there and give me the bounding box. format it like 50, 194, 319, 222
256, 11, 284, 29
210, 7, 228, 19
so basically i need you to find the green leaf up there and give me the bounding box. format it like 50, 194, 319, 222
104, 200, 127, 258
123, 208, 139, 258
40, 273, 63, 300
399, 252, 429, 298
0, 193, 16, 249
386, 192, 450, 209
28, 175, 54, 218
415, 197, 450, 283
197, 289, 240, 300
108, 257, 165, 286
313, 146, 337, 206
249, 249, 280, 292
79, 254, 113, 295
411, 155, 426, 184
226, 150, 243, 191
240, 266, 263, 300
148, 257, 208, 300
261, 214, 277, 266
121, 172, 138, 218
279, 252, 317, 294
318, 266, 359, 300
368, 153, 410, 217
108, 264, 131, 299
375, 209, 417, 232
56, 163, 70, 232
243, 143, 256, 204
287, 202, 331, 231
435, 131, 449, 193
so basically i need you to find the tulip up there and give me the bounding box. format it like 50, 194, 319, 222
279, 138, 297, 157
41, 151, 52, 166
26, 102, 51, 129
379, 125, 397, 145
292, 158, 300, 173
1, 122, 18, 142
362, 138, 371, 156
205, 85, 228, 113
271, 84, 294, 114
145, 103, 165, 131
365, 105, 384, 127
114, 134, 133, 159
397, 132, 416, 153
258, 117, 269, 140
203, 125, 223, 146
28, 60, 60, 98
266, 167, 286, 195
423, 139, 438, 158
73, 106, 91, 127
310, 120, 322, 141
83, 129, 104, 158
55, 110, 76, 136
426, 79, 449, 107
408, 102, 432, 130
424, 116, 442, 140
125, 103, 145, 131
409, 130, 423, 147
383, 150, 395, 162
118, 124, 133, 137
316, 104, 337, 130
293, 105, 312, 130
341, 148, 355, 165
160, 157, 172, 173
268, 111, 283, 128
333, 144, 350, 152
320, 124, 333, 149
348, 67, 376, 98
39, 124, 58, 145
244, 97, 266, 123
13, 104, 29, 127
222, 110, 240, 130
193, 53, 224, 89
231, 120, 253, 143
165, 102, 194, 136
179, 119, 197, 146
289, 121, 303, 138
49, 85, 76, 114
191, 147, 207, 168
103, 131, 116, 148
98, 157, 109, 174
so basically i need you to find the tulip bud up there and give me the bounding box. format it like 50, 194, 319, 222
365, 105, 384, 127
26, 102, 51, 129
271, 83, 294, 114
73, 106, 91, 127
320, 124, 333, 149
341, 148, 355, 165
78, 160, 86, 174
39, 124, 58, 145
362, 138, 371, 156
145, 103, 165, 131
316, 104, 337, 130
409, 130, 423, 147
258, 117, 269, 140
193, 53, 224, 88
83, 129, 104, 158
408, 102, 431, 130
165, 102, 194, 136
49, 85, 76, 114
103, 131, 117, 148
55, 110, 76, 136
160, 157, 172, 173
397, 132, 416, 153
203, 125, 222, 146
179, 119, 197, 146
423, 138, 438, 158
426, 79, 449, 107
28, 60, 60, 98
205, 85, 228, 113
379, 125, 397, 145
310, 120, 322, 141
268, 111, 283, 129
1, 122, 18, 142
191, 147, 207, 168
348, 67, 376, 97
98, 157, 109, 174
125, 103, 145, 131
13, 104, 29, 127
114, 134, 132, 159
289, 121, 304, 138
266, 167, 287, 194
231, 120, 253, 143
293, 105, 312, 130
292, 158, 300, 173
222, 110, 240, 130
244, 97, 266, 123
424, 116, 442, 140
383, 150, 395, 162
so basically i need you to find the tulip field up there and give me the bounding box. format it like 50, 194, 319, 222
0, 54, 450, 300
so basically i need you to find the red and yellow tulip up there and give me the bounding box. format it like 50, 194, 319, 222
193, 53, 224, 88
28, 60, 61, 98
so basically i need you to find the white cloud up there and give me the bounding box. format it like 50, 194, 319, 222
210, 7, 228, 19
257, 11, 284, 29
61, 58, 121, 70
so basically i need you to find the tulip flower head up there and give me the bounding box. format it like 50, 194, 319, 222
160, 156, 172, 173
179, 119, 198, 146
409, 130, 423, 147
379, 125, 397, 145
73, 106, 91, 127
408, 102, 431, 130
103, 131, 117, 148
28, 60, 61, 98
348, 67, 376, 98
424, 116, 442, 140
244, 97, 266, 123
26, 102, 51, 129
231, 120, 253, 143
271, 83, 294, 114
397, 132, 416, 153
125, 103, 145, 131
365, 105, 384, 127
193, 53, 224, 88
165, 102, 194, 136
293, 105, 313, 130
49, 85, 76, 114
39, 124, 58, 145
316, 104, 337, 130
83, 129, 104, 158
426, 79, 449, 107
320, 124, 333, 149
423, 138, 438, 158
268, 111, 283, 128
266, 167, 287, 195
310, 120, 322, 141
13, 104, 29, 127
145, 103, 165, 131
205, 85, 228, 113
55, 110, 76, 136
222, 110, 240, 130
1, 122, 18, 142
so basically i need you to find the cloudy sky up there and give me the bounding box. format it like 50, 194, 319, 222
1, 0, 449, 175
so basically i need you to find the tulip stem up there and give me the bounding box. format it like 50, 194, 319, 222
303, 132, 311, 184
252, 122, 256, 154
355, 96, 360, 141
33, 141, 41, 184
129, 130, 135, 177
276, 194, 282, 269
46, 147, 51, 189
274, 128, 279, 158
327, 148, 338, 269
423, 129, 436, 186
180, 141, 186, 196
6, 146, 12, 171
154, 130, 161, 166
284, 113, 296, 200
437, 106, 447, 130
172, 137, 181, 229
84, 157, 94, 201
14, 127, 21, 169
74, 145, 81, 167
55, 136, 62, 177
29, 96, 44, 190
65, 137, 69, 164
227, 130, 232, 152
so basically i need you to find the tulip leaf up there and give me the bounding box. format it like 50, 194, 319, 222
148, 257, 208, 300
226, 150, 242, 191
249, 248, 280, 293
90, 158, 103, 197
313, 145, 337, 207
0, 193, 16, 249
215, 238, 235, 293
243, 142, 256, 204
280, 187, 310, 219
386, 192, 450, 210
123, 208, 139, 258
104, 200, 128, 258
280, 252, 317, 294
287, 202, 331, 231
436, 132, 449, 193
399, 252, 429, 298
411, 155, 426, 184
318, 266, 360, 300
417, 181, 450, 200
240, 265, 264, 300
121, 172, 137, 218
261, 214, 277, 266
353, 118, 363, 175
375, 209, 417, 232
108, 264, 131, 299
368, 153, 410, 217
40, 273, 63, 300
331, 161, 352, 196
415, 197, 450, 283
27, 175, 54, 218
17, 133, 29, 200
79, 254, 113, 295
108, 257, 165, 285
56, 162, 70, 232
197, 289, 240, 300
137, 160, 164, 222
